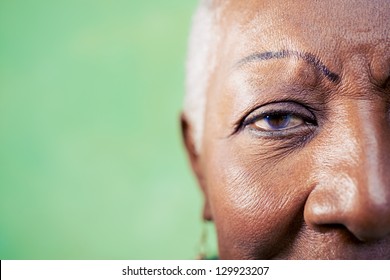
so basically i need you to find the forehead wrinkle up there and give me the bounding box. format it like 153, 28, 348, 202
223, 1, 390, 73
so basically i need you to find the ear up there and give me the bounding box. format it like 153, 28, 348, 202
180, 112, 212, 221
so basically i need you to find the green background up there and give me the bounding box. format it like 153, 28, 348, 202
0, 0, 217, 259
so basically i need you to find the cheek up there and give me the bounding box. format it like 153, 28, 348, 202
205, 142, 315, 259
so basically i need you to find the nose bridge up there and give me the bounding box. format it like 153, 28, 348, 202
339, 106, 390, 240
305, 101, 390, 241
347, 103, 390, 209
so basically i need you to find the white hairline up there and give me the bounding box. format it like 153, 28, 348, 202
184, 0, 223, 153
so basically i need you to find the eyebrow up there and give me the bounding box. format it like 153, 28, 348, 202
236, 50, 340, 83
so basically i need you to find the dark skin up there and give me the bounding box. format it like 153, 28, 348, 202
182, 0, 390, 259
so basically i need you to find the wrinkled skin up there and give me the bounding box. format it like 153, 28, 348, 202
182, 0, 390, 259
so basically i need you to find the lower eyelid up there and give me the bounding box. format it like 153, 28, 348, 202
247, 123, 316, 139
246, 114, 317, 138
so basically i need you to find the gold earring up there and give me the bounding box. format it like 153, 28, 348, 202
196, 220, 208, 260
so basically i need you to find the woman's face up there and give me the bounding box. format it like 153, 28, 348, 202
186, 0, 390, 259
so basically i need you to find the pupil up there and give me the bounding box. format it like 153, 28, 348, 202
266, 115, 290, 129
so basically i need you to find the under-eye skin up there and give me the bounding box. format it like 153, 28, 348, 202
241, 102, 317, 138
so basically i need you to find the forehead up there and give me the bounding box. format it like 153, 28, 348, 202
216, 0, 390, 66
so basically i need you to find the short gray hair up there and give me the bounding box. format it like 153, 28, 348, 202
184, 0, 225, 152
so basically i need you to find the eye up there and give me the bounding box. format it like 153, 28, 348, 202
239, 102, 317, 137
249, 113, 305, 131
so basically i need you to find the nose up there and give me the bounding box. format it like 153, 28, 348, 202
304, 108, 390, 242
